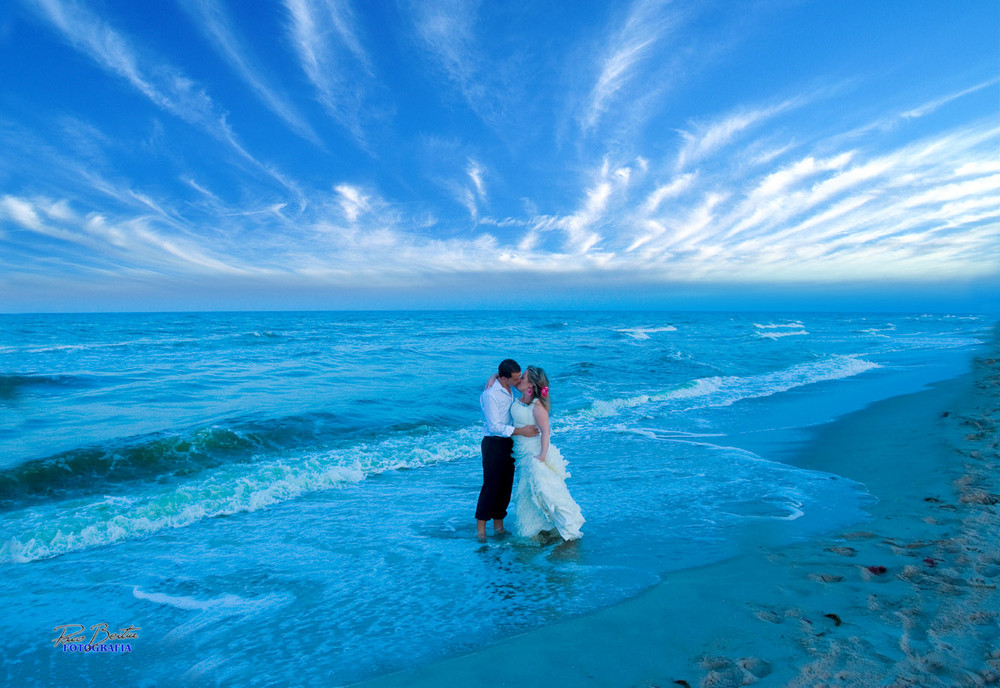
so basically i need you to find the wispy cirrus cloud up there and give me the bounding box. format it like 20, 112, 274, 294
176, 0, 320, 143
4, 113, 996, 291
469, 81, 996, 284
674, 96, 805, 171
641, 172, 697, 214
282, 0, 373, 144
334, 184, 371, 222
0, 193, 243, 275
408, 0, 486, 113
453, 158, 487, 220
581, 0, 682, 133
467, 159, 486, 201
22, 0, 304, 202
519, 158, 642, 257
406, 0, 530, 129
27, 0, 222, 134
900, 78, 999, 120
613, 115, 1000, 282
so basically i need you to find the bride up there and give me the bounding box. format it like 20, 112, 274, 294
509, 366, 585, 541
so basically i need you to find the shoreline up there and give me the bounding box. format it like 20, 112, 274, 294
358, 341, 999, 687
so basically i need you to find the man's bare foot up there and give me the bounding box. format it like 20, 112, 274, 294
476, 519, 488, 541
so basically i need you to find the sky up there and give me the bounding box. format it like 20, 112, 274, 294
0, 0, 997, 312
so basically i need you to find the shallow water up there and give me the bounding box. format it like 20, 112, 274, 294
0, 311, 990, 685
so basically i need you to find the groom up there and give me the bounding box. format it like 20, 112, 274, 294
476, 359, 538, 540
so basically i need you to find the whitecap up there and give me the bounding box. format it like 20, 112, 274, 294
756, 329, 809, 339
617, 326, 678, 340
753, 321, 804, 330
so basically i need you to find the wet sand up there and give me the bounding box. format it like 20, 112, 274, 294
358, 339, 1000, 687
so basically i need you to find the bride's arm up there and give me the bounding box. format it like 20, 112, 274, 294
484, 373, 498, 389
532, 403, 550, 462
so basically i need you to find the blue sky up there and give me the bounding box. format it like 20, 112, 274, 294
0, 0, 997, 312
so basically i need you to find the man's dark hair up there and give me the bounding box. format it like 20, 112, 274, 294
498, 359, 521, 379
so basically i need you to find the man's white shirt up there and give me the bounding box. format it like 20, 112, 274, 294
481, 379, 515, 437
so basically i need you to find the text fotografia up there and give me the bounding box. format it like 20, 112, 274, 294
61, 643, 132, 653
52, 623, 140, 653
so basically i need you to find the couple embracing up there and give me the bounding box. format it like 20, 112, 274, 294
475, 359, 584, 542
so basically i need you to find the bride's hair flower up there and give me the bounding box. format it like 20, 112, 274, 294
526, 366, 551, 410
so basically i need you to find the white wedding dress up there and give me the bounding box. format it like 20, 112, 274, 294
510, 399, 585, 541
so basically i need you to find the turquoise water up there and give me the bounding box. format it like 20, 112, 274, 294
0, 311, 990, 686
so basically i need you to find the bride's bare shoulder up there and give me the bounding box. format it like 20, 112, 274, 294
531, 402, 549, 420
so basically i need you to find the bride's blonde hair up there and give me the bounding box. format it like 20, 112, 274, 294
525, 366, 550, 411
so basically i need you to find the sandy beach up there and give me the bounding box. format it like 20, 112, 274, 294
359, 332, 1000, 688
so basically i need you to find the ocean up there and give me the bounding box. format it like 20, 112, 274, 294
0, 311, 990, 686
